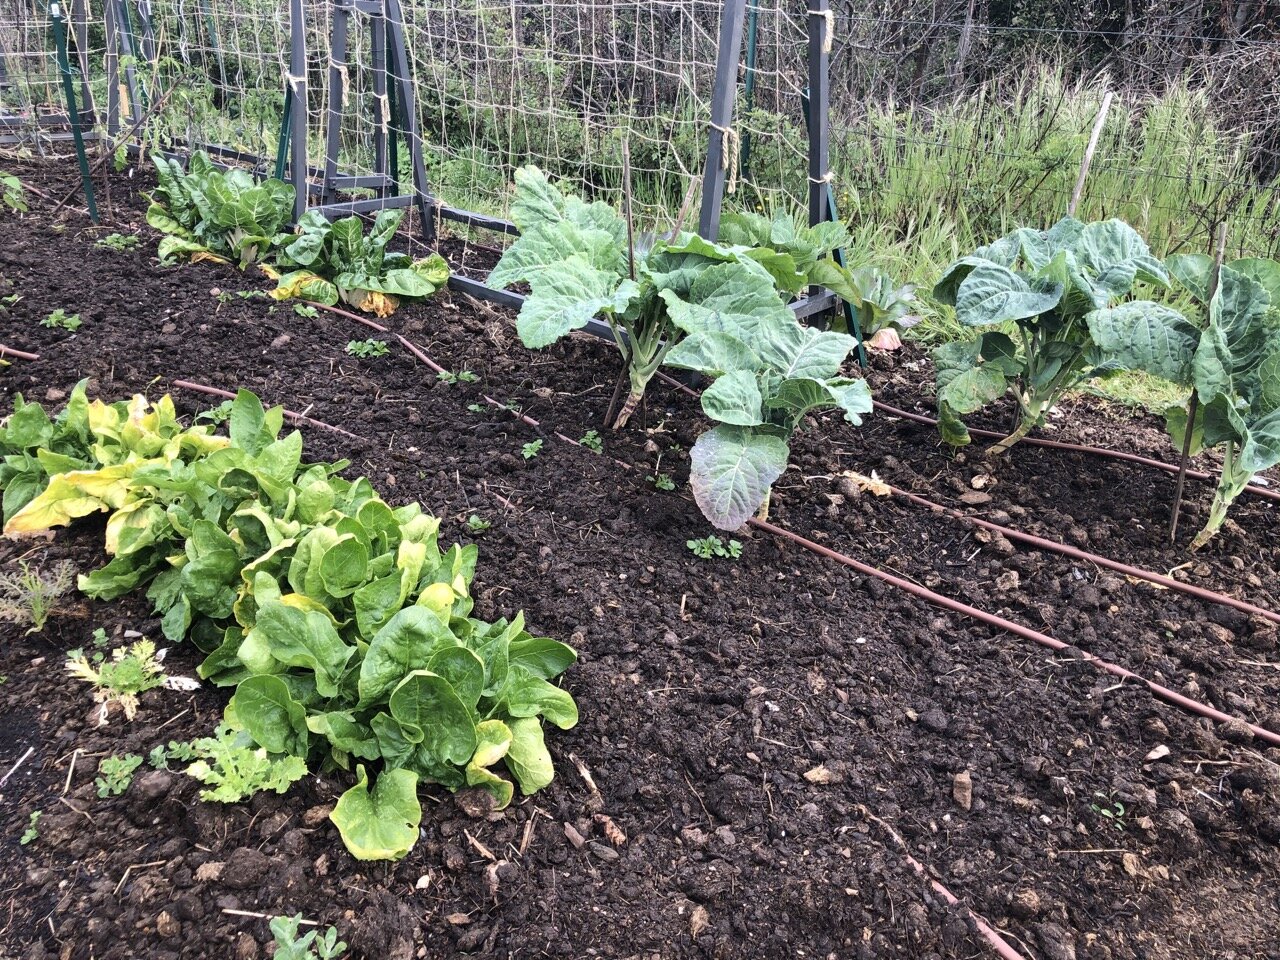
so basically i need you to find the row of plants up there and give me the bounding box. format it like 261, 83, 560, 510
146, 151, 449, 317
931, 218, 1280, 548
0, 385, 577, 860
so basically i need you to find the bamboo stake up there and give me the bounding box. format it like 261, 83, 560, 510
1170, 221, 1228, 542
1067, 91, 1113, 218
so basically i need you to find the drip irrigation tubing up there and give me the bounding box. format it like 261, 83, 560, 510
170, 380, 362, 441
873, 400, 1280, 506
0, 344, 39, 361
749, 516, 1280, 748
879, 481, 1280, 626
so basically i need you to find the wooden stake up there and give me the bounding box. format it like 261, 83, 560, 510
1067, 91, 1113, 218
621, 138, 636, 281
1170, 221, 1228, 542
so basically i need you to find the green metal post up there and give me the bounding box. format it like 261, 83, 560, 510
740, 0, 760, 181
51, 2, 98, 223
274, 86, 292, 182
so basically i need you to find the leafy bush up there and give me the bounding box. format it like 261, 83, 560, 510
490, 166, 863, 430
1, 389, 577, 861
933, 217, 1179, 452
1116, 254, 1280, 547
270, 209, 449, 317
148, 151, 295, 267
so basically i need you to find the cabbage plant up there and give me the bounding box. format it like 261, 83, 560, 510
933, 217, 1182, 452
148, 151, 295, 267
1127, 255, 1280, 548
489, 166, 864, 429
662, 264, 872, 528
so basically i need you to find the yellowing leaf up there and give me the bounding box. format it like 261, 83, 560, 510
839, 470, 892, 497
190, 250, 231, 266
4, 464, 142, 534
418, 582, 455, 616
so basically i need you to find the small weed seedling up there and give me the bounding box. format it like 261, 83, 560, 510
1090, 793, 1128, 832
0, 293, 21, 311
41, 308, 82, 332
271, 913, 348, 960
467, 403, 486, 413
293, 303, 319, 318
0, 172, 26, 213
650, 473, 675, 491
20, 811, 41, 846
196, 399, 234, 425
687, 536, 743, 560
579, 430, 603, 453
466, 515, 492, 534
437, 369, 479, 385
521, 439, 543, 460
148, 740, 197, 770
346, 339, 389, 358
95, 233, 139, 252
96, 754, 144, 797
184, 724, 308, 803
0, 560, 74, 634
66, 637, 167, 723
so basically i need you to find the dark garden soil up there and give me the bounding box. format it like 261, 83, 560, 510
0, 159, 1278, 960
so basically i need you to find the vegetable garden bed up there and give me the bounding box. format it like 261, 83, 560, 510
2, 161, 1280, 960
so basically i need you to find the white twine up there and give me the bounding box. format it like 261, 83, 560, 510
709, 121, 739, 195
808, 9, 835, 54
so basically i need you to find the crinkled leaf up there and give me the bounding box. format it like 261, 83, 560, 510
688, 425, 789, 530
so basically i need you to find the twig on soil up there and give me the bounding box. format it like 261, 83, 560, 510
113, 860, 167, 897
0, 747, 34, 791
61, 749, 80, 797
156, 707, 191, 731
223, 908, 318, 926
58, 797, 94, 823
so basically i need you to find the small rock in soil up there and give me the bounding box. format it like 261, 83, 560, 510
919, 708, 949, 734
953, 770, 973, 811
302, 804, 333, 827
134, 769, 173, 801
1009, 888, 1041, 919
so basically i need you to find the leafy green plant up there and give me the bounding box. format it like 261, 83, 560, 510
437, 370, 478, 385
521, 440, 543, 459
66, 638, 167, 722
466, 515, 491, 533
1119, 254, 1280, 548
196, 399, 235, 425
0, 293, 20, 310
2, 389, 579, 862
490, 167, 859, 430
293, 304, 319, 318
95, 233, 140, 252
650, 473, 675, 491
148, 740, 197, 769
579, 430, 603, 453
148, 151, 295, 267
0, 560, 74, 634
20, 810, 40, 846
345, 339, 389, 358
270, 914, 347, 960
271, 209, 448, 317
662, 267, 871, 528
96, 754, 144, 797
0, 172, 27, 213
933, 217, 1178, 452
686, 536, 742, 559
184, 724, 309, 802
41, 309, 82, 332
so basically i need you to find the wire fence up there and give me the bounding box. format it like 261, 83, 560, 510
1, 1, 1278, 261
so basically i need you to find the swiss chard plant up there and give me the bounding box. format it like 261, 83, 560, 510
2, 388, 578, 861
148, 151, 295, 267
662, 263, 872, 528
270, 209, 449, 317
489, 167, 859, 429
933, 217, 1179, 453
1128, 254, 1280, 548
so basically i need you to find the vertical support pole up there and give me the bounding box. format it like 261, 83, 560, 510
697, 0, 748, 240
739, 0, 760, 182
69, 0, 96, 124
200, 0, 229, 106
384, 0, 433, 240
51, 2, 98, 222
104, 0, 121, 135
807, 0, 831, 229
322, 2, 352, 205
385, 17, 399, 193
1067, 90, 1113, 218
288, 0, 309, 222
112, 0, 144, 123
274, 85, 293, 183
370, 9, 389, 192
